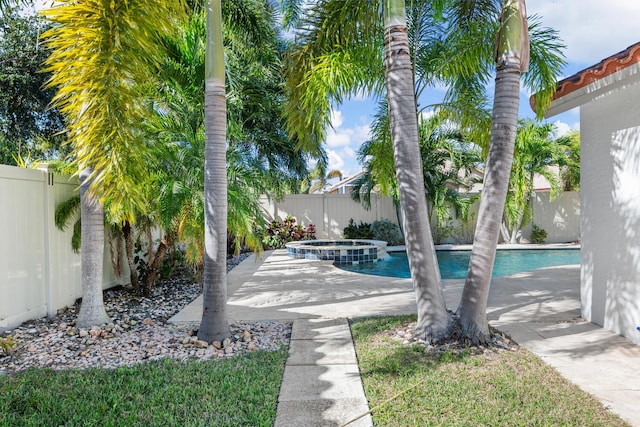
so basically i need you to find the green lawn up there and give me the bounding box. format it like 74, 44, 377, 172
0, 348, 287, 427
351, 315, 629, 427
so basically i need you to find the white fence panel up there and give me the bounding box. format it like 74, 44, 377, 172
260, 194, 398, 239
524, 191, 580, 243
1, 165, 124, 331
0, 166, 48, 328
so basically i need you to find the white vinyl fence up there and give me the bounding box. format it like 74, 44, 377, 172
0, 165, 124, 332
260, 191, 581, 244
259, 193, 399, 239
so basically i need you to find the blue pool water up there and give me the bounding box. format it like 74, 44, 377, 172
339, 249, 580, 279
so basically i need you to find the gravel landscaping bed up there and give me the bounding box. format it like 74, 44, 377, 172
0, 253, 291, 375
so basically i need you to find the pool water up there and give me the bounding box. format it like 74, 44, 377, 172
339, 249, 580, 279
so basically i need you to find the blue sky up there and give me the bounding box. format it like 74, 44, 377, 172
327, 0, 640, 177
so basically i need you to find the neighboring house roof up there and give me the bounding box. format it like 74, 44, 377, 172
531, 41, 640, 117
326, 170, 367, 194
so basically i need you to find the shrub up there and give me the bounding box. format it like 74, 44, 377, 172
343, 219, 373, 239
0, 335, 17, 356
371, 219, 404, 245
262, 216, 316, 249
530, 224, 548, 244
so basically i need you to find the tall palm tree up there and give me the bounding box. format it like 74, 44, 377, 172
41, 0, 184, 327
383, 0, 451, 339
284, 0, 564, 342
557, 130, 580, 192
502, 119, 562, 243
77, 167, 111, 327
198, 0, 229, 343
457, 0, 530, 343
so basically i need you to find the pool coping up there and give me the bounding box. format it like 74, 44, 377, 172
387, 243, 581, 252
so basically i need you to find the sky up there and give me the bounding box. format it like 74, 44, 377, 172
328, 0, 640, 178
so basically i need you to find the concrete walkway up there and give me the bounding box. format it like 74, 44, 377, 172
170, 250, 640, 427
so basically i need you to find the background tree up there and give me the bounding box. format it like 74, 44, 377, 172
502, 119, 563, 243
0, 8, 65, 165
351, 104, 480, 236
557, 130, 580, 191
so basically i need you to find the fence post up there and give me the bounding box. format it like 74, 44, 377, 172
37, 164, 56, 317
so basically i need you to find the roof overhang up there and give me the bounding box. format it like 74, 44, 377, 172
531, 42, 640, 118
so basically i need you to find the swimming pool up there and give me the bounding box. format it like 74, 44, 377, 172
339, 248, 581, 279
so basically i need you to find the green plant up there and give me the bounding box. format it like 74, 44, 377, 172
0, 335, 17, 356
371, 219, 404, 245
350, 315, 626, 426
0, 349, 287, 425
343, 219, 373, 239
262, 216, 316, 249
530, 224, 548, 244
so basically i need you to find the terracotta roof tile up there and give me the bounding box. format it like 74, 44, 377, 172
530, 41, 640, 113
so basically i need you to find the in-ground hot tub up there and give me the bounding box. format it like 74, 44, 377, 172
285, 239, 388, 265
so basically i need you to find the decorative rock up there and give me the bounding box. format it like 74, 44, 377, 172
212, 341, 222, 349
194, 340, 208, 349
222, 338, 231, 348
67, 328, 76, 336
142, 318, 153, 325
0, 258, 292, 374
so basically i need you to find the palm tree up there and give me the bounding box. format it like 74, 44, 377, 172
41, 0, 184, 327
457, 0, 530, 343
351, 104, 480, 239
383, 0, 451, 339
303, 165, 343, 193
284, 0, 564, 342
557, 130, 580, 191
502, 119, 563, 243
77, 167, 111, 327
198, 0, 229, 343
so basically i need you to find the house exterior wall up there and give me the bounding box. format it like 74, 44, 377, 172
580, 81, 640, 345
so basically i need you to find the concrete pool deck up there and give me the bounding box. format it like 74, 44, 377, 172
169, 248, 640, 426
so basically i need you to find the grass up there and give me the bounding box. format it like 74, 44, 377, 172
0, 348, 287, 427
351, 315, 629, 427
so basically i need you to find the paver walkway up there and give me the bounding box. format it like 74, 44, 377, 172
170, 250, 640, 427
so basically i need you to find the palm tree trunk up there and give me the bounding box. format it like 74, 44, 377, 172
122, 222, 141, 293
458, 0, 528, 343
77, 167, 112, 328
383, 0, 450, 341
198, 0, 229, 343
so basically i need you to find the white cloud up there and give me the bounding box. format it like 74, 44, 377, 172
326, 111, 371, 148
329, 109, 343, 129
326, 129, 352, 147
529, 1, 640, 66
552, 119, 579, 137
327, 149, 345, 171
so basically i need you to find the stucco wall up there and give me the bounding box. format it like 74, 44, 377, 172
580, 81, 640, 345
